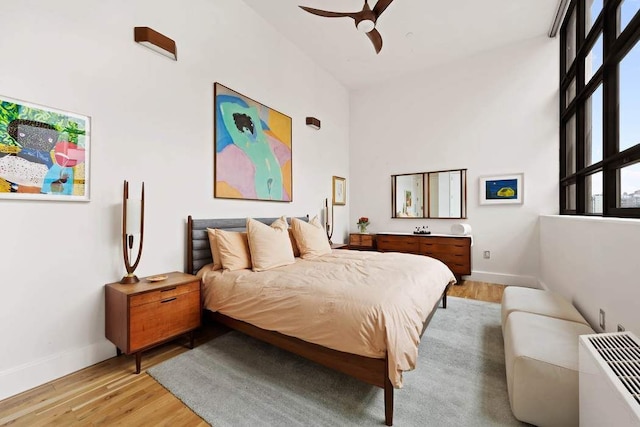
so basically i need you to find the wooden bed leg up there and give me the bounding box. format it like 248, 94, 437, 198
384, 380, 394, 426
443, 291, 447, 309
384, 357, 394, 426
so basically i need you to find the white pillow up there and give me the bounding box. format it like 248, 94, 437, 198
215, 229, 252, 271
246, 217, 295, 271
290, 216, 331, 259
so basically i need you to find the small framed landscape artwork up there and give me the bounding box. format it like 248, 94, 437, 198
333, 176, 346, 206
0, 95, 90, 201
479, 173, 523, 205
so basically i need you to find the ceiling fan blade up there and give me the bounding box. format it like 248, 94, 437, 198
298, 6, 358, 19
366, 28, 383, 54
372, 0, 395, 17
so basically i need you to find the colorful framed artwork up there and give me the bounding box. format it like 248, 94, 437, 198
0, 96, 90, 201
214, 83, 292, 202
479, 173, 523, 205
332, 176, 346, 206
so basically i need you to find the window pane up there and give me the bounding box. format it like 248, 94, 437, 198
619, 41, 640, 152
586, 33, 603, 82
566, 8, 577, 71
566, 115, 576, 175
586, 0, 603, 34
566, 77, 577, 105
586, 171, 603, 213
618, 0, 640, 35
619, 162, 640, 208
585, 85, 603, 166
566, 183, 577, 210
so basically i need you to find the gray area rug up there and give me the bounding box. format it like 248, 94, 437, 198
148, 297, 524, 426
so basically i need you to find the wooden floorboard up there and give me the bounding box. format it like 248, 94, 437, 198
0, 280, 506, 425
448, 279, 506, 303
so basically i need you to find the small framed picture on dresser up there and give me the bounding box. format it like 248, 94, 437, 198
333, 176, 346, 206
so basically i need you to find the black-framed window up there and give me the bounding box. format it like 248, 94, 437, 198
560, 0, 640, 218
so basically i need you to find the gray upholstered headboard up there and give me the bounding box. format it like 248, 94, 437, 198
186, 215, 309, 275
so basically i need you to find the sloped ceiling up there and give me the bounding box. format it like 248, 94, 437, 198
242, 0, 560, 90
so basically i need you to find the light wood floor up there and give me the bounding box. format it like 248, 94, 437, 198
0, 280, 505, 426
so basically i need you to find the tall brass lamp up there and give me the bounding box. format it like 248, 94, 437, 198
120, 180, 145, 284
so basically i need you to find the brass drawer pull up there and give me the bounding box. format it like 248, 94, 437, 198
161, 287, 177, 292
161, 297, 177, 303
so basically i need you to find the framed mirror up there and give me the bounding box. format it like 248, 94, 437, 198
392, 173, 424, 217
392, 169, 467, 219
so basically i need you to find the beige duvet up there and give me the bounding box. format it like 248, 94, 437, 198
200, 249, 456, 387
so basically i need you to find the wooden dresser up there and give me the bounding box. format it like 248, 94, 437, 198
348, 233, 377, 250
376, 233, 471, 278
105, 271, 201, 373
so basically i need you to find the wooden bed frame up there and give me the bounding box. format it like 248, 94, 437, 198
186, 215, 450, 426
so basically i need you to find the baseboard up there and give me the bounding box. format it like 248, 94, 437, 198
0, 340, 115, 402
464, 270, 541, 288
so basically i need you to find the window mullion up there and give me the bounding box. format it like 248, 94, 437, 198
576, 0, 586, 213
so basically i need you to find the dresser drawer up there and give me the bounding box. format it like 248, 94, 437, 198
129, 290, 200, 351
446, 259, 471, 275
420, 241, 469, 255
130, 280, 199, 307
423, 252, 469, 264
377, 235, 419, 252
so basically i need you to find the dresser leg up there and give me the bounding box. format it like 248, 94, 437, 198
116, 348, 122, 357
189, 331, 195, 349
135, 352, 141, 374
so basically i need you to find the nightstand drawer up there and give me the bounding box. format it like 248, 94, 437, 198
129, 290, 200, 351
129, 280, 199, 307
349, 233, 375, 247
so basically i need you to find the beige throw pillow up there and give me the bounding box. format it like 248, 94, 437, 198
288, 229, 301, 257
206, 228, 223, 271
290, 216, 331, 259
215, 229, 252, 271
246, 217, 295, 271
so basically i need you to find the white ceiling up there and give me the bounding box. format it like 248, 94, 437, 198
242, 0, 560, 90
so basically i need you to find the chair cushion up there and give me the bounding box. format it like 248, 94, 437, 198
504, 311, 594, 427
501, 286, 589, 330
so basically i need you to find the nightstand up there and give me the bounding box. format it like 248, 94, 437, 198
348, 233, 377, 250
105, 271, 201, 374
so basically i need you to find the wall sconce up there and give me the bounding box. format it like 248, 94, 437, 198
134, 27, 177, 60
120, 180, 145, 284
306, 117, 321, 130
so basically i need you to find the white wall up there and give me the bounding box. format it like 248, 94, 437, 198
349, 36, 559, 286
540, 215, 640, 335
0, 0, 350, 400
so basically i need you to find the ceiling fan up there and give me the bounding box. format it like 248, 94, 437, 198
298, 0, 395, 54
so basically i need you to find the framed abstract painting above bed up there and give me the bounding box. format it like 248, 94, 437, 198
214, 83, 292, 202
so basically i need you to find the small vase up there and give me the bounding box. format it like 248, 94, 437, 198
358, 225, 368, 234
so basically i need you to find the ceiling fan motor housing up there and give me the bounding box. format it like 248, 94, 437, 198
355, 10, 377, 32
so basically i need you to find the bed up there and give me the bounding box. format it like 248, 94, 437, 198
186, 216, 455, 426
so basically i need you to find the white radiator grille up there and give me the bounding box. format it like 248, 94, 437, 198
587, 333, 640, 405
